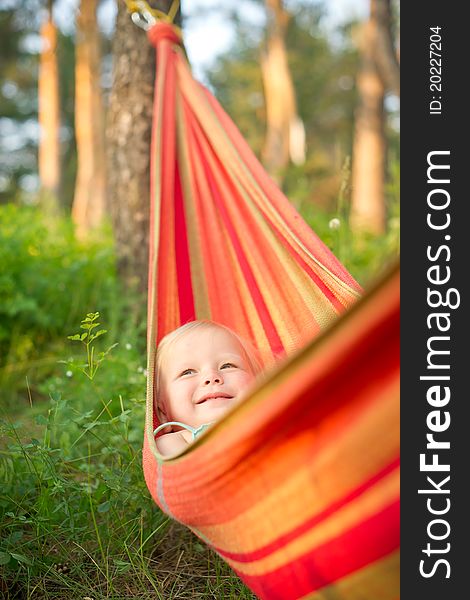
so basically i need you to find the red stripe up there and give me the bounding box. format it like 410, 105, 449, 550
236, 501, 400, 600
196, 143, 285, 356
225, 180, 347, 314
266, 222, 347, 312
182, 105, 245, 326
174, 162, 196, 323
215, 457, 399, 563
156, 42, 177, 340
200, 86, 361, 291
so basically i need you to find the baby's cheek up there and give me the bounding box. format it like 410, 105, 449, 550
237, 372, 255, 389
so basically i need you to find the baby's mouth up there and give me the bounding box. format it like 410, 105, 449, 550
195, 392, 233, 405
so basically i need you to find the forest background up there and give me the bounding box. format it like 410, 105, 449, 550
0, 0, 399, 598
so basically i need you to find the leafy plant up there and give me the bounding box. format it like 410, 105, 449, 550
64, 312, 118, 380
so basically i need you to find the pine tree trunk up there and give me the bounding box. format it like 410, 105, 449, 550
72, 0, 106, 237
350, 1, 387, 235
373, 0, 400, 97
106, 1, 181, 295
38, 5, 60, 211
261, 0, 304, 184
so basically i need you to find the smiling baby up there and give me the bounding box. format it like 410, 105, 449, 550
154, 320, 262, 456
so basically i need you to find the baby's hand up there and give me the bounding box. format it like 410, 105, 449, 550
155, 430, 191, 456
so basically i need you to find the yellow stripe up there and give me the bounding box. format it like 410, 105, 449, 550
299, 551, 399, 600
200, 147, 354, 328
225, 468, 399, 576
221, 228, 273, 357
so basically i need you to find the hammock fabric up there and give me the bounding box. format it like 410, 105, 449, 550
141, 22, 399, 600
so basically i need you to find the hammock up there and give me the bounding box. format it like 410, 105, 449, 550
141, 21, 399, 600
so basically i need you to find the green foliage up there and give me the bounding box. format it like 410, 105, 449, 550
298, 154, 400, 287
0, 204, 135, 408
0, 353, 161, 597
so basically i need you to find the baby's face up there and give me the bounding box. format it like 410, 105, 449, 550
160, 326, 255, 428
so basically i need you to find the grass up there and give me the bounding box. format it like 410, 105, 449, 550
0, 328, 256, 599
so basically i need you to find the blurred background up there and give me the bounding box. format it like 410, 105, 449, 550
0, 1, 399, 597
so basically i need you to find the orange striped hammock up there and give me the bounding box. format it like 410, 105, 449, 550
142, 22, 399, 600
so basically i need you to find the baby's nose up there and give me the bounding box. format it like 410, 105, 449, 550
204, 370, 223, 385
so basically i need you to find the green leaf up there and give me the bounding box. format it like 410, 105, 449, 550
82, 422, 99, 431
97, 343, 118, 360
0, 552, 11, 565
35, 415, 48, 426
83, 313, 98, 322
119, 410, 131, 423
88, 329, 107, 342
10, 552, 32, 565
50, 392, 62, 403
113, 559, 131, 573
97, 501, 111, 513
9, 530, 23, 544
67, 334, 82, 341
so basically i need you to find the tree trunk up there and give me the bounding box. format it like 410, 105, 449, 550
38, 3, 60, 211
72, 0, 107, 237
350, 0, 388, 235
373, 0, 400, 97
261, 0, 304, 184
106, 1, 181, 295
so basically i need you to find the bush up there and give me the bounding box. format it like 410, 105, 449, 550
0, 204, 143, 409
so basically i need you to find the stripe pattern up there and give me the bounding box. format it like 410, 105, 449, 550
142, 23, 399, 600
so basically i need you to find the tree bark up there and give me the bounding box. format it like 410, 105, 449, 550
72, 0, 106, 237
372, 0, 400, 97
38, 2, 60, 211
106, 1, 181, 295
261, 0, 304, 184
350, 0, 389, 235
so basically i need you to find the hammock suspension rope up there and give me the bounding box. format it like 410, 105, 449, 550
124, 0, 182, 34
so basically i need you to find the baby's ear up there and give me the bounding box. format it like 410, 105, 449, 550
156, 401, 168, 423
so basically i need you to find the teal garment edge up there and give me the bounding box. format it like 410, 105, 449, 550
153, 421, 214, 441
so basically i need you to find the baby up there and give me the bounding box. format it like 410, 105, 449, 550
154, 320, 262, 456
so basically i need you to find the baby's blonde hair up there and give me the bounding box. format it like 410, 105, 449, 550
154, 320, 263, 421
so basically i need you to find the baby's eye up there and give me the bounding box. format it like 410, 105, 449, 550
220, 362, 237, 369
179, 368, 195, 377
